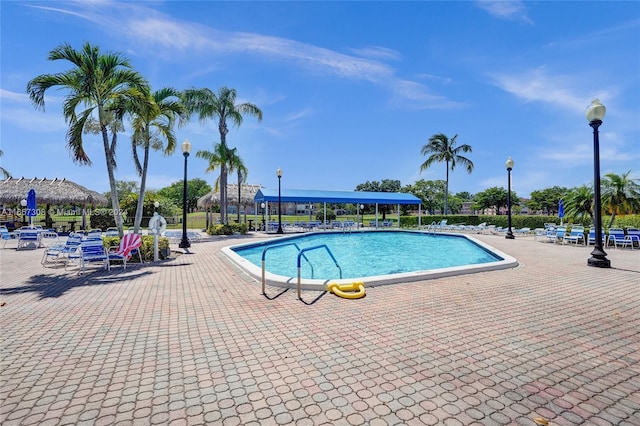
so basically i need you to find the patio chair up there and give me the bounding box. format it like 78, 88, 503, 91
66, 238, 110, 274
17, 228, 41, 250
42, 234, 82, 267
86, 229, 103, 239
105, 227, 119, 237
547, 225, 567, 244
626, 227, 640, 248
587, 229, 605, 246
607, 228, 631, 249
563, 226, 585, 246
108, 233, 143, 269
1, 226, 18, 248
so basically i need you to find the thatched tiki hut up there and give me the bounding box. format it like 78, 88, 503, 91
0, 177, 107, 230
198, 184, 262, 228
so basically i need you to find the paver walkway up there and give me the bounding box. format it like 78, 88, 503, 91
1, 231, 639, 425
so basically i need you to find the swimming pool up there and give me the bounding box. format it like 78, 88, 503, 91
222, 230, 518, 291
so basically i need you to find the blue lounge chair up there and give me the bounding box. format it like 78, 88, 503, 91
1, 226, 18, 248
607, 228, 631, 249
626, 228, 640, 249
563, 226, 585, 246
42, 234, 83, 266
17, 228, 41, 250
587, 229, 605, 246
66, 238, 110, 274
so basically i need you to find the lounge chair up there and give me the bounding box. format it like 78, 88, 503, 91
66, 238, 110, 274
587, 229, 605, 246
546, 225, 567, 244
105, 227, 119, 237
108, 233, 143, 269
626, 228, 640, 248
17, 228, 41, 250
86, 229, 103, 239
42, 234, 83, 266
563, 226, 585, 246
607, 228, 631, 249
1, 226, 18, 248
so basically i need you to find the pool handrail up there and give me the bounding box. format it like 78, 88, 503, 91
297, 244, 342, 301
261, 242, 313, 297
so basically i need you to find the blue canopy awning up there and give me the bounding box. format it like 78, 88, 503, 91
254, 188, 421, 205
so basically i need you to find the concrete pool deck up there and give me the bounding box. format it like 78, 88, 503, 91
1, 231, 639, 425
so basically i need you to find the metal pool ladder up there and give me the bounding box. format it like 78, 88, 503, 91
296, 244, 342, 302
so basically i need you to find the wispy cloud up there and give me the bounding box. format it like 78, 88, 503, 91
32, 1, 458, 109
476, 0, 533, 25
489, 66, 612, 113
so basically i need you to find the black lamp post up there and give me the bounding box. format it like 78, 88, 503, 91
505, 156, 515, 239
179, 139, 192, 249
586, 99, 610, 268
276, 168, 284, 234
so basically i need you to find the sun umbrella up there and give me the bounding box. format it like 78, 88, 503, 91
558, 199, 565, 225
26, 188, 37, 226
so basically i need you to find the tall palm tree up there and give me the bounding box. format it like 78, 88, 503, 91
0, 149, 10, 178
27, 42, 149, 235
129, 87, 188, 232
227, 149, 248, 223
419, 133, 473, 215
602, 171, 640, 227
182, 86, 262, 224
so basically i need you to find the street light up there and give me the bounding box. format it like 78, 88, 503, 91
154, 201, 160, 213
179, 139, 192, 249
276, 168, 283, 234
586, 99, 610, 268
261, 202, 266, 231
505, 157, 514, 240
20, 199, 27, 226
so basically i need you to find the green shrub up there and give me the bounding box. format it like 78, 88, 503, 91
207, 223, 248, 235
101, 235, 170, 262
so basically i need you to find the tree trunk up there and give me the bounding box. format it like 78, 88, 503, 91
101, 128, 124, 236
444, 162, 450, 215
133, 142, 151, 233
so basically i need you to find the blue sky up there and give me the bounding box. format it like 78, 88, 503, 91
1, 1, 639, 199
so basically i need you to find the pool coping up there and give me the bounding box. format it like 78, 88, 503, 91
221, 230, 519, 291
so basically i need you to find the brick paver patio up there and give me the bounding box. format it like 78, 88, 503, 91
1, 231, 639, 425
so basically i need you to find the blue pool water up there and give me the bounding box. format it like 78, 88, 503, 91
231, 231, 503, 281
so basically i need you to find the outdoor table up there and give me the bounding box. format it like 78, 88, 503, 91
248, 219, 254, 231
68, 221, 77, 231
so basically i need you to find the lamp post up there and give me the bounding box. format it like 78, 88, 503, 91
20, 199, 27, 226
261, 202, 266, 231
276, 168, 283, 234
154, 201, 160, 213
179, 139, 192, 249
505, 157, 514, 239
586, 99, 610, 268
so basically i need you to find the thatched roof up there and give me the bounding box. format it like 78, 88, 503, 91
0, 177, 108, 206
197, 184, 262, 208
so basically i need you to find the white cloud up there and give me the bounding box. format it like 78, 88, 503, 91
490, 66, 613, 113
475, 0, 533, 25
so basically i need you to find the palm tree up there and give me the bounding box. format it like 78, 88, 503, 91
419, 133, 473, 215
602, 171, 640, 227
196, 143, 235, 216
565, 185, 594, 224
129, 87, 188, 232
227, 149, 248, 223
0, 150, 10, 178
27, 42, 149, 235
182, 86, 262, 224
